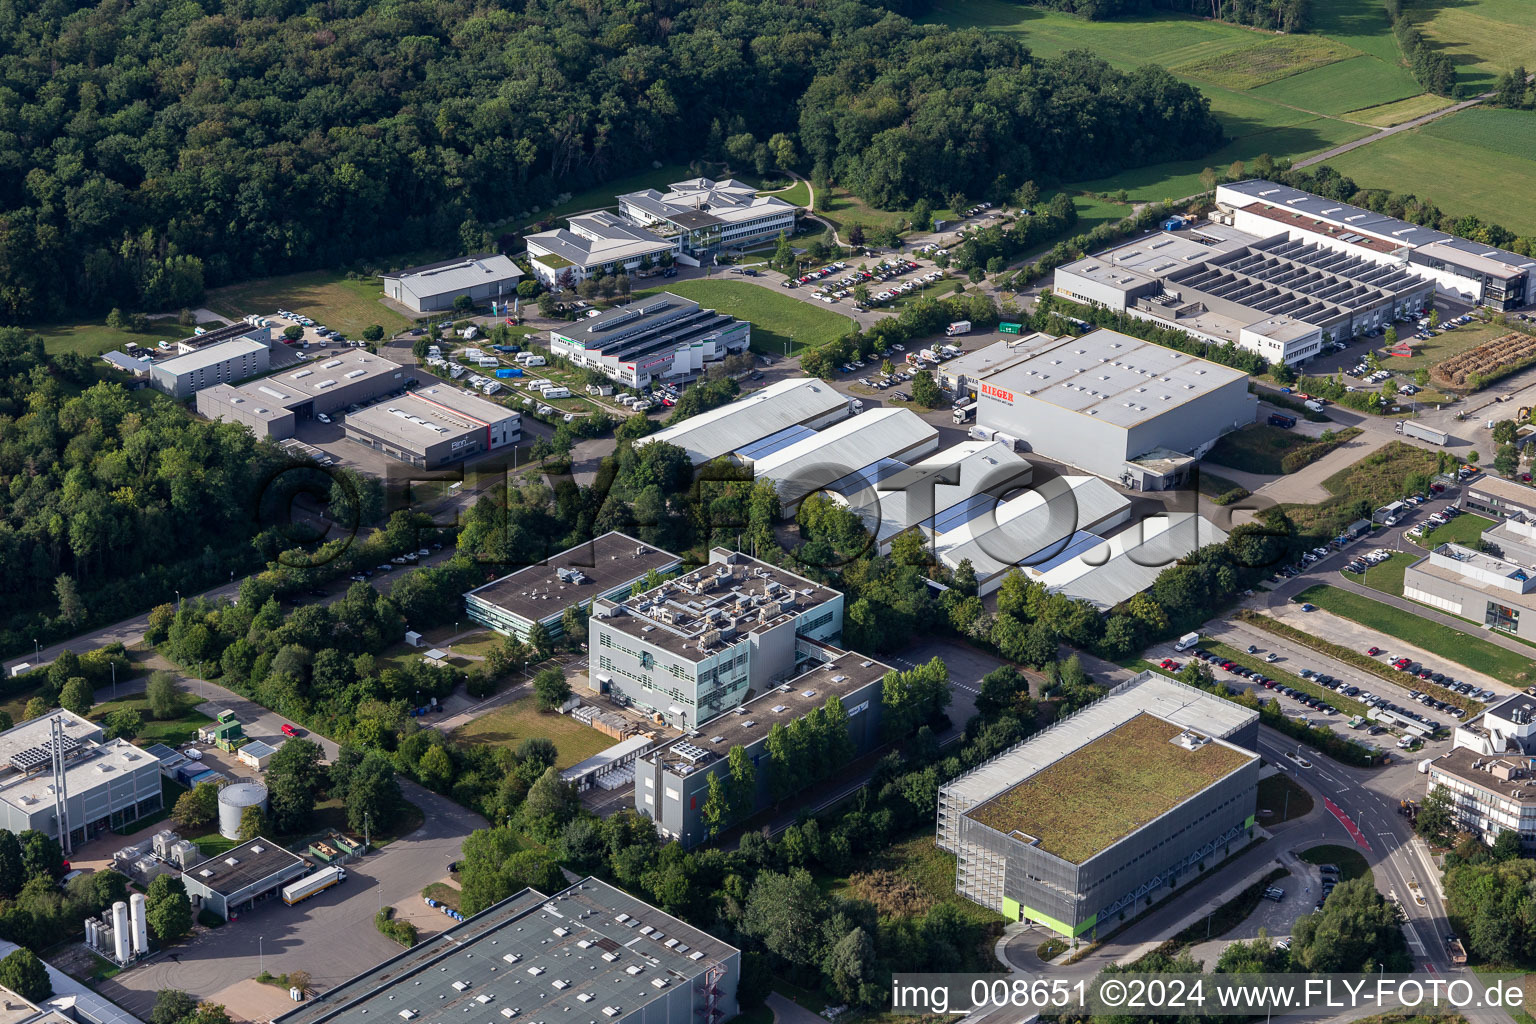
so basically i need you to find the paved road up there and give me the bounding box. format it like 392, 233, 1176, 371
1294, 93, 1494, 170
89, 671, 486, 1017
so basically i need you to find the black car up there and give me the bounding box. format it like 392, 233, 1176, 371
308, 589, 327, 598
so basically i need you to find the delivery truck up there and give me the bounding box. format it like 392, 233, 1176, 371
946, 320, 971, 336
1398, 420, 1449, 446
1174, 632, 1200, 652
952, 402, 975, 424
282, 866, 346, 906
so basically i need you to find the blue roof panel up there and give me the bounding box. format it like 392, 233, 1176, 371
1026, 530, 1104, 573
926, 492, 1005, 536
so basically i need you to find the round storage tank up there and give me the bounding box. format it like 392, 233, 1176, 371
217, 782, 269, 839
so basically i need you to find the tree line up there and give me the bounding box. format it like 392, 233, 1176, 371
0, 0, 1224, 321
1383, 0, 1458, 97
1022, 0, 1309, 32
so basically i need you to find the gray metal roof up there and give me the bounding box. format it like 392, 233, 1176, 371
382, 254, 522, 298
644, 377, 849, 465
152, 336, 267, 375
182, 837, 306, 897
1030, 513, 1229, 610
274, 877, 737, 1024
525, 213, 671, 269
981, 329, 1248, 429
465, 532, 681, 626
935, 474, 1131, 583
752, 407, 939, 507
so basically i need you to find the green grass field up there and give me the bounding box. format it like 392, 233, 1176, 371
1297, 585, 1536, 684
1206, 423, 1357, 475
1346, 93, 1452, 126
1325, 109, 1536, 236
760, 181, 810, 207
451, 695, 613, 769
635, 279, 854, 354
1256, 773, 1313, 823
1405, 0, 1536, 91
34, 318, 220, 358
1363, 318, 1512, 374
1250, 54, 1422, 115
89, 693, 214, 748
924, 0, 1427, 204
1172, 35, 1358, 90
1419, 512, 1496, 549
1352, 550, 1414, 595
207, 270, 414, 337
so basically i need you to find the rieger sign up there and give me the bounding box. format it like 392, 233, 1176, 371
979, 381, 1015, 405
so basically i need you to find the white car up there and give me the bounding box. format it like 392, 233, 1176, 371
316, 413, 332, 424
184, 748, 203, 761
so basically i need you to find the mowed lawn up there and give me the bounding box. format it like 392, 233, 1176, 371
1418, 512, 1496, 549
635, 279, 854, 354
206, 269, 414, 337
34, 318, 219, 358
1249, 54, 1422, 115
1297, 585, 1536, 684
1353, 551, 1414, 596
451, 695, 613, 770
1405, 0, 1536, 90
1366, 319, 1514, 374
1326, 109, 1536, 236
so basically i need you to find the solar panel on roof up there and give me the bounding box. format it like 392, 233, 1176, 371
1026, 530, 1104, 573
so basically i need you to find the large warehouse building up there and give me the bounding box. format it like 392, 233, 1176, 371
180, 836, 309, 921
972, 329, 1256, 487
344, 384, 520, 468
274, 878, 739, 1024
0, 711, 163, 846
933, 474, 1133, 597
589, 549, 843, 730
1054, 224, 1433, 365
846, 440, 1035, 555
1217, 179, 1534, 310
643, 377, 853, 465
939, 672, 1259, 938
381, 254, 522, 313
548, 292, 750, 387
195, 350, 411, 439
465, 532, 681, 641
748, 407, 940, 517
635, 640, 890, 847
149, 331, 272, 399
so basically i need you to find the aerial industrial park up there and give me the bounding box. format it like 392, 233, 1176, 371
6, 0, 1536, 1018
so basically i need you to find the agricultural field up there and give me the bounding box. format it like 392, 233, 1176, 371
1403, 0, 1536, 91
450, 695, 613, 770
1171, 35, 1357, 90
1345, 93, 1452, 127
925, 0, 1430, 204
1249, 55, 1422, 115
206, 270, 414, 337
634, 278, 854, 354
1324, 109, 1536, 236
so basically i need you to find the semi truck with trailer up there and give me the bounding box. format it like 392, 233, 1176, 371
952, 402, 975, 424
1398, 420, 1449, 446
282, 866, 346, 906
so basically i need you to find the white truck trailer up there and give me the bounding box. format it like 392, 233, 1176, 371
282, 866, 346, 906
1398, 420, 1449, 446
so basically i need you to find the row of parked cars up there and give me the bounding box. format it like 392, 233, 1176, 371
349, 544, 441, 582
1343, 547, 1396, 574
839, 342, 904, 375
1186, 648, 1348, 717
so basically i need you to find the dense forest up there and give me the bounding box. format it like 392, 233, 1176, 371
1021, 0, 1309, 31
0, 328, 294, 658
0, 0, 1221, 320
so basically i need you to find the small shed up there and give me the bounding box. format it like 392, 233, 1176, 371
404, 630, 424, 648
237, 739, 279, 771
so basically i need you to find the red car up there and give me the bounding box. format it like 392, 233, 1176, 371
281, 723, 298, 737
1366, 646, 1382, 657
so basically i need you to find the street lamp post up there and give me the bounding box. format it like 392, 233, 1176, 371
259, 935, 264, 976
111, 662, 116, 700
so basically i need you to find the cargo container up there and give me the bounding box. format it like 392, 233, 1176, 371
1268, 413, 1296, 428
281, 866, 346, 906
998, 322, 1022, 335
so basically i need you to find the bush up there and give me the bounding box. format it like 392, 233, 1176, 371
1211, 487, 1251, 506
375, 907, 418, 947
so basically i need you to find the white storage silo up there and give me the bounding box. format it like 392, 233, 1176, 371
130, 893, 148, 954
84, 918, 97, 949
217, 781, 269, 839
111, 901, 130, 962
